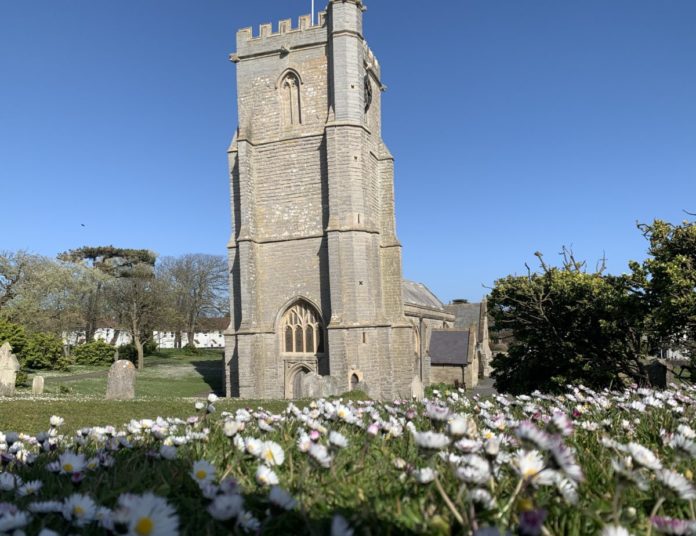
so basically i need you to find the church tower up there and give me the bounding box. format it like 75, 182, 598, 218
225, 0, 415, 399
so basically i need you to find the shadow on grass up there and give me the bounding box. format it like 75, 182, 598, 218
191, 351, 225, 396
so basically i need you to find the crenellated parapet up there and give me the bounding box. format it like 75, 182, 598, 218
233, 12, 328, 60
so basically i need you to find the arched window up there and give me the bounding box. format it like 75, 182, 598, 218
350, 374, 359, 390
281, 301, 323, 354
280, 71, 302, 126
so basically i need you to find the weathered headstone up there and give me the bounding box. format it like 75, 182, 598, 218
0, 343, 20, 396
106, 360, 136, 400
410, 376, 424, 400
32, 375, 45, 395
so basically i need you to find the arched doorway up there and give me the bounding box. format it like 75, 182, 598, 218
350, 373, 359, 390
292, 366, 311, 399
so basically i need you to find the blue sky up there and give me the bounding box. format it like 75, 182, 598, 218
1, 1, 694, 302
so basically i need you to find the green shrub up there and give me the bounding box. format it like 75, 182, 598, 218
73, 340, 115, 366
14, 370, 29, 388
182, 343, 199, 355
0, 320, 27, 356
117, 343, 137, 364
144, 338, 158, 356
22, 332, 66, 370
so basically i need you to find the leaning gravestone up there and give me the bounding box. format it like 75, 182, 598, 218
0, 342, 20, 396
32, 376, 45, 395
106, 360, 136, 400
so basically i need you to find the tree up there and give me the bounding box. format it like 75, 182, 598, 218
489, 249, 650, 394
157, 254, 228, 348
0, 251, 31, 311
633, 219, 696, 365
62, 246, 158, 370
58, 246, 151, 342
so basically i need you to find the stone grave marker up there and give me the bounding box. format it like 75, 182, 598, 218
32, 375, 45, 395
106, 360, 136, 400
0, 342, 20, 396
410, 376, 424, 400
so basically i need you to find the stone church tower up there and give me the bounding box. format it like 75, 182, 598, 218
224, 0, 415, 399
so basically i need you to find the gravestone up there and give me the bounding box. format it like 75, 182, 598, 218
410, 376, 424, 400
106, 360, 136, 400
32, 376, 45, 395
0, 342, 20, 396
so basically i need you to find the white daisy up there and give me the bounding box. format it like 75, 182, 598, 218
412, 431, 450, 450
329, 431, 348, 449
120, 492, 179, 536
0, 510, 29, 533
17, 479, 42, 497
62, 493, 97, 527
268, 486, 297, 510
159, 445, 177, 461
0, 472, 22, 491
308, 443, 333, 468
259, 441, 285, 466
191, 460, 217, 486
255, 465, 279, 486
245, 438, 263, 457
411, 467, 437, 484
656, 469, 696, 500
627, 443, 662, 471
601, 525, 632, 536
58, 451, 86, 475
207, 493, 243, 521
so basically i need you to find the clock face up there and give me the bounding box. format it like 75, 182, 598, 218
364, 75, 373, 112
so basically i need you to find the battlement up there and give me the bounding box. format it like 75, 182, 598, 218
236, 11, 327, 45
362, 41, 380, 74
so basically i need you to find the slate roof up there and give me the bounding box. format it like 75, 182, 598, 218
429, 330, 470, 366
402, 280, 446, 311
446, 302, 483, 331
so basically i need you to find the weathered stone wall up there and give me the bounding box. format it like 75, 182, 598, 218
225, 1, 416, 400
431, 365, 464, 386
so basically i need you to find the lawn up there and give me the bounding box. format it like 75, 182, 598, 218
1, 382, 695, 535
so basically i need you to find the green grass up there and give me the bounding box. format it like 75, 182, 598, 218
0, 398, 290, 435
22, 350, 225, 398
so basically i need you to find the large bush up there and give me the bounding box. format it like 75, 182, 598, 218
22, 332, 66, 370
489, 251, 649, 394
0, 319, 28, 355
73, 340, 115, 365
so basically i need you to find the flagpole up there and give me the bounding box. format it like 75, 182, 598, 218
311, 0, 315, 25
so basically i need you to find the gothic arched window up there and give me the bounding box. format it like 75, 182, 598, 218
281, 301, 323, 354
280, 71, 302, 126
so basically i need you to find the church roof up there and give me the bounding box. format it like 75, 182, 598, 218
429, 330, 470, 366
446, 302, 484, 331
402, 280, 446, 311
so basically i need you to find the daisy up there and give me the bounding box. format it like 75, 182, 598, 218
514, 449, 554, 485
656, 469, 696, 500
424, 403, 450, 422
245, 438, 263, 457
650, 516, 696, 535
259, 441, 285, 466
159, 445, 177, 461
0, 510, 29, 533
297, 433, 312, 452
331, 514, 354, 536
412, 431, 450, 450
223, 420, 242, 437
411, 467, 437, 484
467, 488, 494, 509
191, 460, 217, 487
601, 525, 632, 536
268, 486, 297, 510
329, 431, 348, 449
58, 451, 86, 475
308, 443, 333, 468
238, 510, 261, 532
62, 493, 97, 527
627, 443, 662, 471
120, 492, 179, 536
27, 501, 63, 513
207, 493, 243, 521
17, 480, 42, 497
49, 415, 64, 427
0, 473, 21, 491
255, 465, 279, 486
207, 393, 219, 404
516, 421, 553, 451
